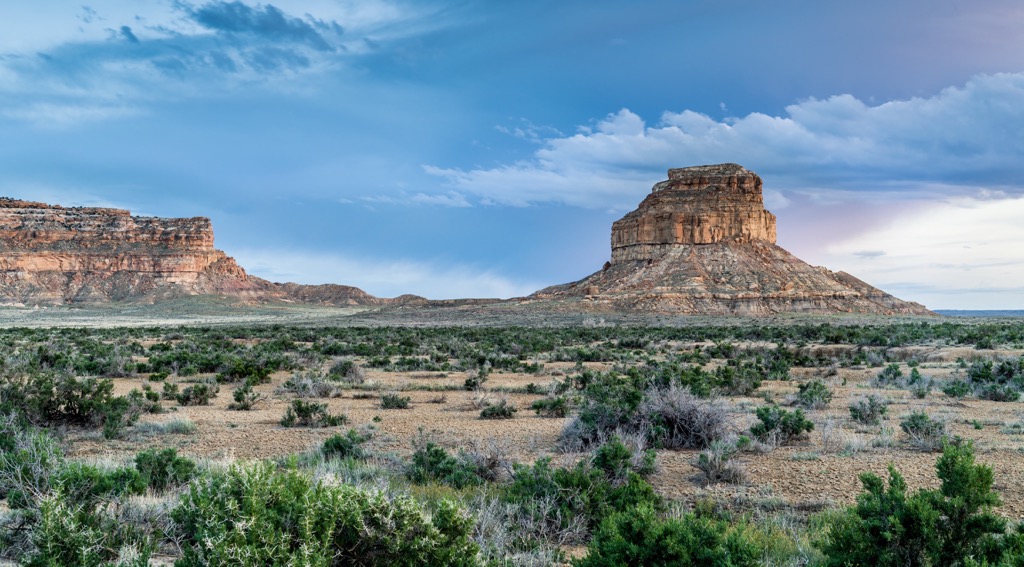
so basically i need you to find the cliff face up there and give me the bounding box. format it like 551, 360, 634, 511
534, 164, 933, 316
611, 164, 776, 262
0, 199, 270, 304
0, 199, 398, 306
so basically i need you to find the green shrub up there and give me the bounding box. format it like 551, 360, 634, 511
592, 436, 656, 482
750, 405, 814, 445
464, 366, 489, 390
175, 383, 217, 406
321, 429, 370, 461
161, 382, 179, 400
0, 372, 137, 434
227, 378, 265, 410
873, 363, 904, 387
817, 441, 1009, 566
173, 462, 478, 566
381, 393, 412, 409
796, 380, 833, 409
133, 447, 196, 492
505, 439, 661, 538
849, 395, 889, 425
531, 396, 569, 417
23, 493, 153, 567
693, 439, 747, 485
406, 442, 484, 489
480, 399, 517, 419
900, 411, 948, 451
52, 461, 146, 506
943, 379, 972, 399
280, 400, 346, 427
575, 503, 761, 567
328, 358, 365, 384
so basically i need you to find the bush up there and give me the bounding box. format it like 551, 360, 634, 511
406, 442, 484, 489
161, 382, 179, 400
943, 379, 972, 399
900, 411, 948, 451
23, 493, 153, 567
0, 372, 137, 434
505, 440, 661, 539
173, 462, 478, 566
639, 385, 731, 450
175, 383, 217, 406
133, 447, 196, 492
817, 440, 1009, 566
849, 395, 889, 425
480, 399, 517, 419
52, 461, 146, 506
796, 380, 833, 409
873, 363, 904, 387
591, 436, 656, 482
321, 429, 370, 461
693, 438, 748, 485
328, 359, 365, 384
464, 365, 489, 390
277, 371, 339, 398
227, 378, 265, 410
381, 393, 411, 409
531, 396, 569, 417
280, 400, 346, 428
750, 405, 814, 445
575, 503, 762, 567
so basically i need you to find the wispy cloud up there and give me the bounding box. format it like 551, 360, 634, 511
0, 1, 450, 127
427, 73, 1024, 209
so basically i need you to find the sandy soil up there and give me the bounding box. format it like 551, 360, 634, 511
63, 349, 1024, 521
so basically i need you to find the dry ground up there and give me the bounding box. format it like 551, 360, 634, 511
66, 344, 1024, 521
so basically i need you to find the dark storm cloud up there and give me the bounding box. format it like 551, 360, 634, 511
187, 1, 336, 51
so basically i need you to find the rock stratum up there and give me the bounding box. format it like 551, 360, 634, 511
0, 198, 402, 306
533, 164, 932, 316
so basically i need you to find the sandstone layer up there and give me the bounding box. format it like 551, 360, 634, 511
534, 164, 932, 316
0, 199, 393, 306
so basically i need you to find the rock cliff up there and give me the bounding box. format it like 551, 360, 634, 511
0, 198, 389, 306
534, 164, 933, 315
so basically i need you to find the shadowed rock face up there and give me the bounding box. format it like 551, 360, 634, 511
0, 199, 397, 306
534, 164, 933, 316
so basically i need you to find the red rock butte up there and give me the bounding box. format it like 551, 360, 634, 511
0, 198, 398, 305
534, 164, 933, 315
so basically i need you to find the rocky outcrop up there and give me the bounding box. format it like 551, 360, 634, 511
0, 198, 388, 306
534, 164, 932, 316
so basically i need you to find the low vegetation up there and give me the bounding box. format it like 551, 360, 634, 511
1, 320, 1024, 564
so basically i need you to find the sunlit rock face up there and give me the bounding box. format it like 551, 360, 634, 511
534, 164, 933, 316
0, 199, 393, 305
611, 164, 777, 263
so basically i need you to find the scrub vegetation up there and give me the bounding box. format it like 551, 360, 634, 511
2, 320, 1024, 565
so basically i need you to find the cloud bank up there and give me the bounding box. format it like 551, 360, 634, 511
427, 73, 1024, 209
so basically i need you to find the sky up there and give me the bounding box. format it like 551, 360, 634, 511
2, 1, 1024, 309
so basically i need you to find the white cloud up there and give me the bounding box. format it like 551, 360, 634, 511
820, 196, 1024, 309
232, 249, 540, 299
427, 73, 1024, 209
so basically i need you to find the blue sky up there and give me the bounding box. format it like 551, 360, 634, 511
2, 1, 1024, 308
